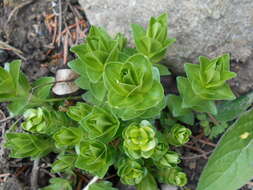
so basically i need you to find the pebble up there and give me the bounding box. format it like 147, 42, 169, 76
161, 184, 178, 190
117, 183, 136, 190
52, 69, 79, 95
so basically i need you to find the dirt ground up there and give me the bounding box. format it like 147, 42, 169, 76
0, 0, 252, 190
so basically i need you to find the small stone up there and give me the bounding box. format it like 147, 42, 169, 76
117, 182, 136, 190
161, 184, 178, 190
52, 69, 79, 95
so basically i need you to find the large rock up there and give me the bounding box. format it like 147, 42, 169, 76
79, 0, 253, 74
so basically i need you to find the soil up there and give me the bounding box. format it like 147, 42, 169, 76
0, 0, 252, 190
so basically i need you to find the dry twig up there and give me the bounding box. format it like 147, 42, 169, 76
0, 41, 26, 60
182, 151, 212, 160
30, 159, 40, 190
191, 136, 216, 147
7, 0, 34, 23
57, 0, 63, 47
183, 144, 208, 159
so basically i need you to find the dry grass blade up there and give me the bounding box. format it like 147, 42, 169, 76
0, 41, 26, 60
30, 159, 40, 190
7, 0, 34, 23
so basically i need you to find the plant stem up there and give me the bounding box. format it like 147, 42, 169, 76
40, 96, 82, 103
207, 112, 220, 126
82, 176, 99, 190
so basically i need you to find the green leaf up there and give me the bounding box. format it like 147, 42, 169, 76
80, 106, 120, 143
53, 127, 84, 147
209, 122, 229, 139
0, 66, 15, 95
5, 133, 53, 159
176, 112, 194, 125
32, 77, 55, 99
167, 95, 192, 117
75, 140, 113, 178
117, 158, 148, 185
41, 178, 72, 190
215, 91, 253, 122
75, 76, 90, 90
197, 109, 253, 190
89, 80, 107, 101
82, 91, 101, 105
51, 154, 76, 173
8, 60, 21, 90
68, 58, 87, 76
131, 24, 146, 42
177, 76, 217, 114
154, 64, 171, 76
89, 181, 118, 190
67, 102, 92, 121
7, 97, 30, 116
136, 173, 158, 190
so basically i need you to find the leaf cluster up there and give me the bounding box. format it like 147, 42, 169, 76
2, 12, 242, 190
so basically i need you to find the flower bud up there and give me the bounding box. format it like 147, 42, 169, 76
151, 143, 168, 161
22, 107, 69, 135
123, 120, 157, 159
117, 158, 147, 185
157, 167, 187, 187
80, 106, 119, 143
22, 108, 45, 132
155, 151, 180, 168
75, 140, 113, 177
168, 124, 191, 146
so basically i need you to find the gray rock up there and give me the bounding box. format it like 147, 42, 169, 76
161, 184, 178, 190
117, 182, 136, 190
78, 0, 253, 74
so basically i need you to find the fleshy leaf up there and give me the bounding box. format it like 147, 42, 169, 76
197, 109, 253, 190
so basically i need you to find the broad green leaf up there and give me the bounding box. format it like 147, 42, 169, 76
18, 72, 31, 94
197, 109, 253, 190
5, 133, 53, 159
89, 181, 118, 190
89, 80, 107, 101
32, 77, 55, 99
75, 76, 90, 90
0, 67, 15, 94
167, 95, 192, 117
82, 91, 101, 105
68, 58, 87, 76
154, 64, 171, 76
131, 24, 146, 42
176, 112, 194, 125
41, 178, 72, 190
136, 173, 158, 190
7, 97, 29, 116
177, 77, 217, 114
215, 91, 253, 122
8, 60, 21, 90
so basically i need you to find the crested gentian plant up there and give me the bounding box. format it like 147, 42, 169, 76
3, 13, 239, 190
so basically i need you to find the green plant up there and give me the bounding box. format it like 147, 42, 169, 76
2, 13, 240, 190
